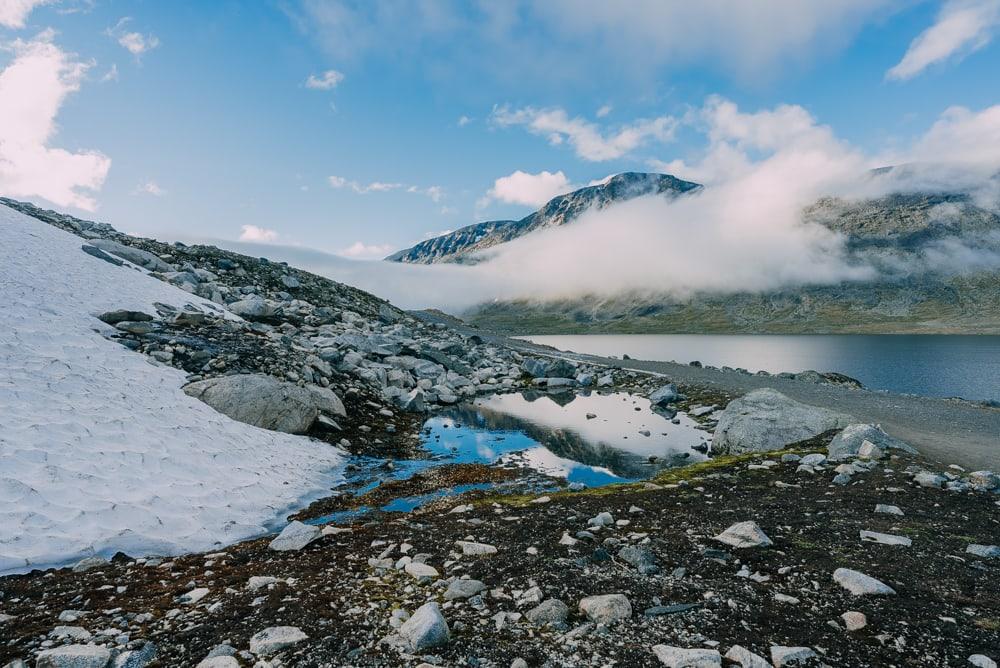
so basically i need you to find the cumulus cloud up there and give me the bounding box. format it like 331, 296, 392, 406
457, 115, 472, 126
106, 17, 159, 57
305, 69, 344, 89
338, 241, 395, 259
887, 0, 1000, 80
491, 105, 677, 161
484, 170, 575, 208
239, 225, 280, 243
0, 0, 51, 28
0, 31, 111, 211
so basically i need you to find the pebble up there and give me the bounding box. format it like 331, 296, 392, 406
842, 610, 867, 631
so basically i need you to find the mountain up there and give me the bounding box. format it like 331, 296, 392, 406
458, 179, 1000, 334
386, 172, 701, 264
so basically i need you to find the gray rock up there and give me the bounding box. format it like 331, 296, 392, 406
545, 358, 578, 378
860, 530, 911, 546
404, 561, 439, 582
875, 504, 904, 516
914, 471, 946, 488
35, 645, 112, 668
651, 646, 721, 667
195, 658, 240, 668
269, 521, 321, 552
81, 244, 124, 266
800, 453, 826, 467
228, 295, 275, 321
249, 626, 307, 655
578, 594, 632, 624
832, 568, 896, 595
724, 645, 770, 667
970, 471, 999, 491
113, 642, 156, 668
712, 389, 852, 455
714, 521, 773, 548
115, 321, 155, 335
455, 540, 497, 556
71, 556, 108, 573
89, 239, 174, 272
525, 599, 569, 626
828, 423, 917, 460
443, 579, 486, 600
617, 545, 660, 574
967, 544, 1000, 559
770, 646, 818, 667
968, 655, 997, 668
398, 602, 450, 650
183, 374, 344, 433
97, 310, 154, 325
649, 383, 680, 406
841, 611, 867, 631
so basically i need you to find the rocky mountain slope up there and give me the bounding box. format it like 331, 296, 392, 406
455, 176, 1000, 334
386, 172, 701, 264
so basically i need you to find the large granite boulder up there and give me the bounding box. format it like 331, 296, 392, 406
183, 374, 345, 433
712, 389, 852, 455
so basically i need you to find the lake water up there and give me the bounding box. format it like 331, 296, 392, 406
523, 334, 1000, 402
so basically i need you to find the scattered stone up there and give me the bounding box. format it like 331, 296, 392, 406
651, 645, 721, 667
828, 423, 916, 460
455, 540, 497, 556
397, 602, 450, 650
968, 655, 997, 668
444, 579, 486, 600
269, 521, 321, 552
35, 646, 112, 668
833, 568, 896, 596
875, 504, 904, 516
525, 599, 569, 626
967, 544, 1000, 559
724, 645, 770, 667
770, 646, 818, 667
249, 626, 307, 656
842, 611, 867, 631
713, 521, 773, 548
578, 594, 632, 624
860, 530, 912, 547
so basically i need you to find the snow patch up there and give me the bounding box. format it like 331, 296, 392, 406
0, 207, 345, 574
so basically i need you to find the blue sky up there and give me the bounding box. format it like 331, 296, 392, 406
1, 0, 999, 259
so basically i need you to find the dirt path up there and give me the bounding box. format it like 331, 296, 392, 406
415, 311, 1000, 471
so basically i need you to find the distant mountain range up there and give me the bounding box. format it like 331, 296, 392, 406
386, 172, 701, 264
390, 171, 1000, 334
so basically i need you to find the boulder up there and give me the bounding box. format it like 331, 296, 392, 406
651, 646, 721, 667
832, 568, 895, 595
227, 295, 275, 321
648, 383, 679, 406
724, 645, 771, 668
269, 521, 321, 552
578, 594, 632, 624
397, 602, 450, 650
526, 599, 569, 626
443, 579, 486, 600
714, 521, 773, 548
35, 646, 112, 668
828, 424, 917, 460
89, 239, 174, 272
712, 389, 852, 455
545, 358, 578, 378
967, 544, 1000, 559
521, 359, 549, 378
770, 646, 818, 667
183, 374, 345, 433
249, 626, 307, 655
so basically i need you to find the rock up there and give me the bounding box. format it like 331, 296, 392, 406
405, 561, 439, 582
651, 646, 721, 667
617, 545, 660, 574
832, 568, 896, 595
455, 540, 497, 556
268, 521, 321, 552
857, 439, 884, 459
724, 645, 770, 667
578, 594, 632, 624
249, 626, 307, 655
443, 579, 486, 600
914, 471, 946, 488
35, 646, 112, 668
649, 383, 679, 406
841, 611, 867, 631
712, 389, 852, 454
828, 423, 917, 460
97, 310, 154, 325
183, 374, 344, 433
969, 471, 999, 491
521, 359, 549, 378
713, 521, 773, 548
770, 646, 818, 666
227, 295, 275, 321
89, 238, 174, 272
545, 358, 577, 378
860, 530, 911, 546
179, 587, 210, 604
82, 244, 124, 265
398, 602, 450, 650
247, 576, 281, 591
526, 599, 569, 626
875, 504, 904, 516
49, 626, 91, 641
800, 453, 826, 467
196, 658, 240, 668
113, 642, 156, 668
966, 544, 1000, 559
71, 556, 107, 573
969, 655, 997, 668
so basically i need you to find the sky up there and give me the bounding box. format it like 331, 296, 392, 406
1, 0, 999, 263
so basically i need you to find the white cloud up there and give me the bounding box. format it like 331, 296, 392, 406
338, 241, 395, 259
0, 0, 51, 28
491, 105, 677, 161
329, 175, 443, 201
305, 69, 344, 90
887, 0, 1000, 80
100, 63, 118, 82
457, 115, 472, 126
0, 31, 111, 211
596, 104, 612, 118
107, 17, 159, 57
134, 180, 165, 197
239, 225, 280, 243
485, 170, 575, 208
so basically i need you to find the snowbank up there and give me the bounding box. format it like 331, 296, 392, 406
0, 207, 345, 574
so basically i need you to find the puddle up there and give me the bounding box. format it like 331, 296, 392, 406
307, 390, 710, 525
427, 390, 709, 483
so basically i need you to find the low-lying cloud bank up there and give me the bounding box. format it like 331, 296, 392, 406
218, 98, 1000, 313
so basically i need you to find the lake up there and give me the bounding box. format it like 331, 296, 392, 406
522, 334, 1000, 403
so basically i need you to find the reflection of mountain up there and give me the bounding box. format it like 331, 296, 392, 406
442, 398, 697, 479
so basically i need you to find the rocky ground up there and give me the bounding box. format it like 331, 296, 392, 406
2, 199, 999, 667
